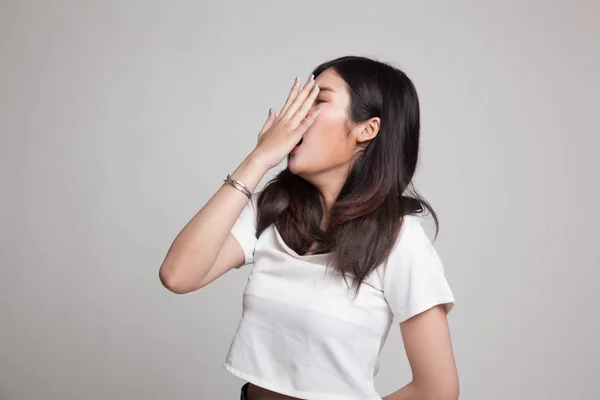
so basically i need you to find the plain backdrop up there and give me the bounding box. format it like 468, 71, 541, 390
1, 1, 599, 399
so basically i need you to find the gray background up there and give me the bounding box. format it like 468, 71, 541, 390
1, 1, 599, 399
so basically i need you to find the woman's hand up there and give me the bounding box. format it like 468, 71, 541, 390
251, 75, 321, 170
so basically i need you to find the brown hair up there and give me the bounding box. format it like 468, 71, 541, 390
256, 55, 438, 297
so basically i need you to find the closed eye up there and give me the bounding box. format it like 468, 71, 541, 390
314, 99, 325, 104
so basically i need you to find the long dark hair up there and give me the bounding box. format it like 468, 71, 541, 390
256, 55, 438, 297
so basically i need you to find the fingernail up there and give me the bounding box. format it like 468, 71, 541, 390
268, 108, 272, 115
294, 76, 299, 83
313, 83, 319, 91
316, 104, 322, 111
308, 74, 314, 82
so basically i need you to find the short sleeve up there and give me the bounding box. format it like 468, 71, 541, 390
230, 189, 261, 267
382, 215, 455, 323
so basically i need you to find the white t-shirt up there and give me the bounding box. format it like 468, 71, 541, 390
224, 190, 455, 400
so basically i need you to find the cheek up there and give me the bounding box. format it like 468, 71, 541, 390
305, 114, 352, 162
308, 109, 346, 143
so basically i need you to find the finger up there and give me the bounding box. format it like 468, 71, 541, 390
282, 75, 317, 120
289, 83, 320, 128
294, 104, 322, 136
258, 108, 276, 136
278, 77, 302, 117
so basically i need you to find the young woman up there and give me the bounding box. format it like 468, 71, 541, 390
159, 55, 458, 400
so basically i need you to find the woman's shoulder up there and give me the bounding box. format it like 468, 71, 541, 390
396, 213, 429, 241
385, 212, 440, 268
372, 213, 431, 277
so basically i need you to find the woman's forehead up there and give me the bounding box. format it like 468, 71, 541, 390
315, 69, 345, 92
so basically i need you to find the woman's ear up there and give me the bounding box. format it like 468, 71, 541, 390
356, 117, 381, 144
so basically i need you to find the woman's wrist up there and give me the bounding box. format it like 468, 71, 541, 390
246, 150, 273, 173
228, 152, 270, 196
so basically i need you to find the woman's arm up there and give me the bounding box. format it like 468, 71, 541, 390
159, 76, 322, 294
383, 304, 459, 400
159, 153, 269, 294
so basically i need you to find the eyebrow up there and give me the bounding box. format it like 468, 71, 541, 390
317, 86, 335, 93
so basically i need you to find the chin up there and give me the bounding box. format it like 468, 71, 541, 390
287, 154, 311, 178
287, 156, 302, 175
